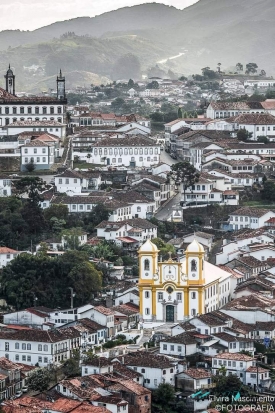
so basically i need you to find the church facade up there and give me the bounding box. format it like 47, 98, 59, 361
138, 239, 231, 323
0, 66, 67, 132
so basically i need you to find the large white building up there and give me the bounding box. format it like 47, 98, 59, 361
85, 136, 160, 167
229, 207, 275, 231
0, 66, 67, 135
20, 139, 55, 171
138, 239, 231, 323
0, 328, 80, 367
206, 101, 265, 119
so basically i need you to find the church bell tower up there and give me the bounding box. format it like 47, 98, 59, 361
5, 64, 15, 95
57, 69, 66, 100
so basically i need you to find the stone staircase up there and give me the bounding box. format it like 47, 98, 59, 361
138, 328, 152, 346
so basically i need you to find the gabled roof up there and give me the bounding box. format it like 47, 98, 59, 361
183, 368, 212, 379
161, 332, 197, 345
230, 207, 275, 218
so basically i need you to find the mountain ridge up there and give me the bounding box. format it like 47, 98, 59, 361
0, 0, 275, 91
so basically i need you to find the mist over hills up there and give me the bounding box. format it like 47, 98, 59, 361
0, 0, 274, 92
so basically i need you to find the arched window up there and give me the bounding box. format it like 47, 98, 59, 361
144, 259, 150, 271
191, 259, 197, 271
38, 344, 42, 351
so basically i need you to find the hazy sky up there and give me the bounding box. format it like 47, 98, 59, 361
1, 0, 199, 31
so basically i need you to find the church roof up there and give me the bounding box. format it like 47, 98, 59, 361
138, 239, 159, 253
0, 87, 17, 100
186, 238, 204, 253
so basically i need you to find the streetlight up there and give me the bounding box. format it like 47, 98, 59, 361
68, 287, 76, 309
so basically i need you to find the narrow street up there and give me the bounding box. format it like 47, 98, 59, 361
154, 150, 181, 221
160, 150, 178, 166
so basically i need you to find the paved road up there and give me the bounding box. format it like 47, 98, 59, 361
154, 151, 181, 221
160, 150, 178, 166
154, 192, 181, 221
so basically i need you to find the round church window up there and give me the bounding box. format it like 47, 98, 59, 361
166, 286, 173, 294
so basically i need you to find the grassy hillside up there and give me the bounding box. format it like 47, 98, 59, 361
0, 35, 172, 92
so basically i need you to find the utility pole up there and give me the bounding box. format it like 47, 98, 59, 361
68, 287, 75, 309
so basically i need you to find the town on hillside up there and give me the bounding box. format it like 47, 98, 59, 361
1, 60, 275, 413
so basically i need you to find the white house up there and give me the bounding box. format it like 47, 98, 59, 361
81, 357, 113, 376
183, 174, 239, 206
0, 328, 80, 366
87, 136, 160, 168
123, 352, 179, 390
3, 304, 96, 329
176, 368, 213, 392
212, 352, 270, 389
159, 333, 198, 357
91, 306, 115, 337
20, 139, 55, 171
226, 113, 275, 140
54, 169, 89, 195
229, 207, 275, 231
95, 219, 158, 246
0, 247, 21, 269
0, 175, 12, 197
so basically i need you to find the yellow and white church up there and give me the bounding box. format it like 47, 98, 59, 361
138, 238, 232, 323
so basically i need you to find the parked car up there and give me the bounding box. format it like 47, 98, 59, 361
171, 154, 177, 160
14, 391, 22, 398
22, 386, 28, 393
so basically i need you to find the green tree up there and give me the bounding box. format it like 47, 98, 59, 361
44, 204, 69, 222
146, 81, 159, 89
62, 349, 81, 377
168, 161, 200, 205
62, 227, 84, 250
28, 368, 52, 392
128, 79, 135, 88
111, 97, 126, 111
86, 204, 111, 229
91, 243, 116, 260
14, 177, 47, 203
257, 135, 269, 144
50, 217, 66, 234
37, 242, 48, 257
245, 63, 258, 75
213, 372, 243, 396
25, 159, 36, 172
150, 112, 164, 122
0, 249, 101, 309
68, 261, 102, 304
237, 128, 252, 141
262, 181, 275, 201
15, 177, 47, 236
178, 107, 183, 118
236, 63, 243, 72
83, 349, 98, 363
151, 238, 175, 260
153, 383, 175, 405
